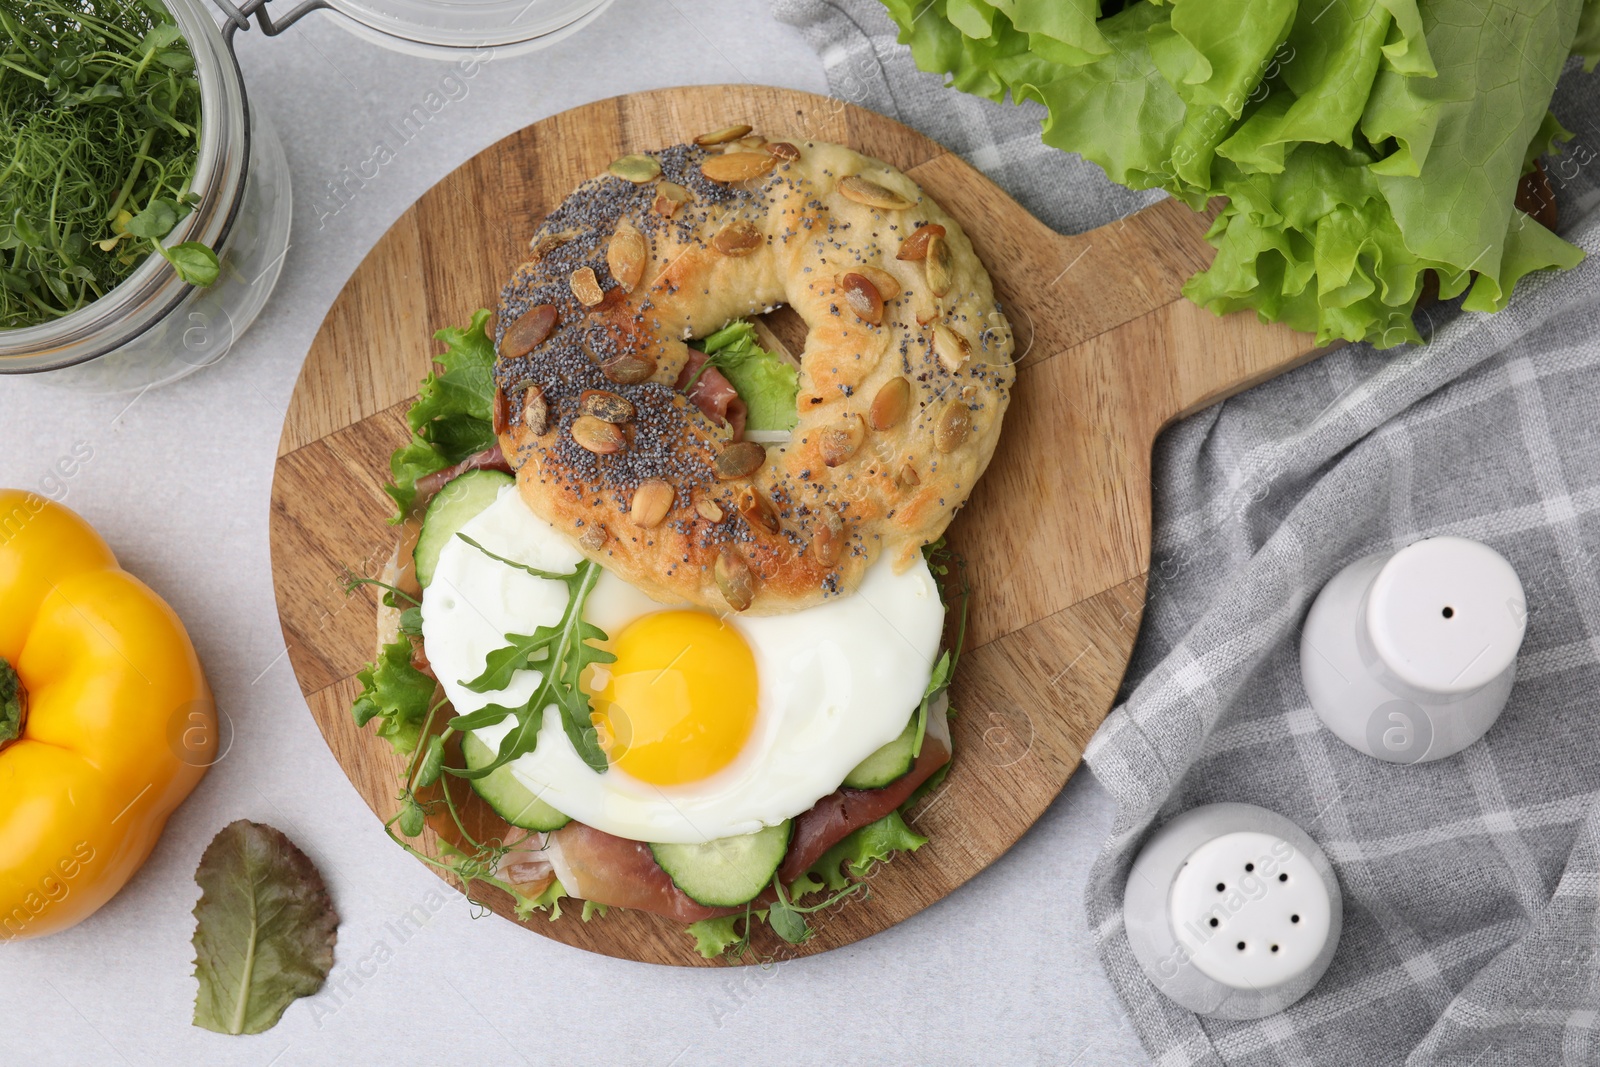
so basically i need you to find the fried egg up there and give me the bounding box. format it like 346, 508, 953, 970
420, 485, 945, 844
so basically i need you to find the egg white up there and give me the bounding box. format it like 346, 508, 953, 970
420, 485, 945, 844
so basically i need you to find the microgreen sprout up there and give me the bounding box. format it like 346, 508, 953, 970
0, 0, 219, 328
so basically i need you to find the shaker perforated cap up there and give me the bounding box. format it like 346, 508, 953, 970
1124, 803, 1343, 1020
1366, 535, 1526, 694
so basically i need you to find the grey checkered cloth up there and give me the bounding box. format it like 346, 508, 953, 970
773, 2, 1600, 1063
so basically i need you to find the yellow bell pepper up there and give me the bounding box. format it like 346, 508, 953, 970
0, 490, 215, 940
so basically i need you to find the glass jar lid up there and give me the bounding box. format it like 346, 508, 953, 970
323, 0, 613, 56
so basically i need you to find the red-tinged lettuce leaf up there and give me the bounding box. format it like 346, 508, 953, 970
191, 821, 338, 1036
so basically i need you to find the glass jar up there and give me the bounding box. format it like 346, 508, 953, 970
0, 0, 613, 392
0, 0, 293, 393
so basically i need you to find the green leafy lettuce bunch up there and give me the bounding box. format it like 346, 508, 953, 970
882, 0, 1600, 347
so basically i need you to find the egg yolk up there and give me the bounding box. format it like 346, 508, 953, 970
586, 610, 758, 786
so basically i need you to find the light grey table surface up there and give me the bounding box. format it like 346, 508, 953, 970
0, 3, 1147, 1064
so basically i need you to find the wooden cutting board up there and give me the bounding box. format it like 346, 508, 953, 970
269, 84, 1323, 967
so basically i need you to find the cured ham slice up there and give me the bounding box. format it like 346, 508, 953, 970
532, 733, 951, 922
413, 443, 511, 503
546, 823, 764, 923
676, 349, 747, 441
778, 733, 950, 883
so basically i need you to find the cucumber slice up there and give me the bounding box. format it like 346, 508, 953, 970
843, 714, 917, 789
650, 822, 792, 907
414, 469, 514, 587
461, 731, 571, 831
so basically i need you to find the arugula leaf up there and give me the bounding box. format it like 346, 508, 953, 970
456, 533, 574, 582
351, 637, 435, 755
445, 699, 526, 732
382, 310, 499, 519
446, 558, 614, 779
191, 821, 338, 1036
460, 629, 560, 693
696, 321, 800, 432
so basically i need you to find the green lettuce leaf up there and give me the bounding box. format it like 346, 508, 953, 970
686, 914, 746, 958
191, 821, 338, 1035
383, 308, 498, 518
1374, 0, 1435, 77
515, 878, 566, 921
699, 321, 800, 432
1008, 3, 1189, 192
1217, 0, 1391, 173
1152, 0, 1297, 120
881, 0, 1594, 348
1362, 0, 1586, 282
410, 309, 497, 429
351, 636, 435, 755
882, 0, 1019, 99
793, 810, 931, 897
994, 0, 1108, 67
1575, 0, 1600, 70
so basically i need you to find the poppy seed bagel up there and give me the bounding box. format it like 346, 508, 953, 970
493, 130, 1014, 614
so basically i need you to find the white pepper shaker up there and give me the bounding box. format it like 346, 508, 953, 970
1300, 536, 1525, 764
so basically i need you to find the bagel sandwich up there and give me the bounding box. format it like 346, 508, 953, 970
351, 126, 1013, 959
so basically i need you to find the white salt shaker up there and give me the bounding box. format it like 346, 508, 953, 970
1300, 536, 1525, 764
1124, 803, 1343, 1019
